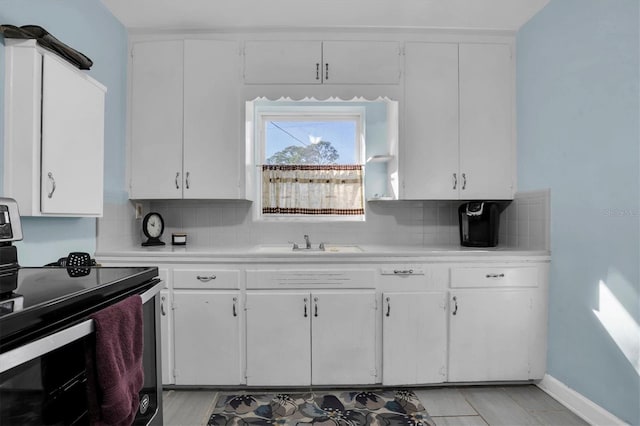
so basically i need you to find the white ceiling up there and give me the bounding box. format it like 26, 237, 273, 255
100, 0, 550, 32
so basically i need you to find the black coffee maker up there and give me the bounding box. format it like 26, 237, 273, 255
458, 201, 500, 247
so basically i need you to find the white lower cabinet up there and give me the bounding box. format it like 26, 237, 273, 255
173, 290, 242, 385
245, 290, 377, 386
159, 289, 173, 385
382, 292, 447, 385
96, 257, 548, 388
448, 265, 544, 382
448, 289, 535, 381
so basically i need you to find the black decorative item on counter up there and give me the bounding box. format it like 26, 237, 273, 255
142, 212, 165, 247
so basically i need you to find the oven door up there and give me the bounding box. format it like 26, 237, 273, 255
0, 281, 164, 425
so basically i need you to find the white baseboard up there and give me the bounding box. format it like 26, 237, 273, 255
537, 374, 628, 425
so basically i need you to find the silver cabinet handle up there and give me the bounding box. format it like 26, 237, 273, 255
161, 295, 167, 316
185, 171, 190, 189
196, 275, 216, 282
316, 63, 320, 80
232, 297, 238, 317
325, 63, 329, 81
453, 173, 457, 190
47, 172, 56, 198
303, 297, 308, 318
393, 269, 413, 275
175, 172, 180, 189
452, 296, 458, 315
314, 296, 319, 317
386, 297, 391, 317
486, 273, 505, 278
462, 173, 467, 190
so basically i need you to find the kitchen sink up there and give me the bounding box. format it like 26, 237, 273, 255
253, 244, 363, 253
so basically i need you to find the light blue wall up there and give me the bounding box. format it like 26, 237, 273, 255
0, 0, 127, 265
517, 0, 639, 423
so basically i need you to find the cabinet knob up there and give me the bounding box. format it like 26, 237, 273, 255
452, 173, 457, 190
314, 296, 319, 317
160, 295, 167, 316
462, 173, 467, 190
452, 296, 458, 315
185, 171, 190, 189
232, 297, 238, 317
47, 172, 57, 199
175, 172, 180, 189
303, 297, 308, 318
325, 63, 329, 81
386, 297, 391, 317
316, 63, 320, 80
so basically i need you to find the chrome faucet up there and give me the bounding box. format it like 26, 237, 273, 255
304, 234, 311, 249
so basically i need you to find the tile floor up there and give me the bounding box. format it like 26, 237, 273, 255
162, 385, 590, 426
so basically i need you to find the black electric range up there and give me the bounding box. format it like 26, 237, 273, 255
0, 266, 159, 353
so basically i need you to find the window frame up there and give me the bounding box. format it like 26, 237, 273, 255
254, 105, 367, 222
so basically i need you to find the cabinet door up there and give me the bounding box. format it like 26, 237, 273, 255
402, 43, 459, 199
184, 40, 242, 199
448, 289, 534, 382
130, 41, 183, 199
40, 55, 105, 215
159, 289, 174, 385
246, 291, 311, 386
311, 291, 377, 385
322, 41, 400, 84
382, 292, 447, 385
244, 41, 322, 84
173, 290, 242, 385
459, 43, 514, 199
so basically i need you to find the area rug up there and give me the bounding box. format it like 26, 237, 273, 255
207, 389, 435, 425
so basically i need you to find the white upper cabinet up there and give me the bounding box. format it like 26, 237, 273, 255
321, 41, 401, 84
183, 40, 243, 199
402, 42, 515, 200
3, 40, 106, 216
243, 41, 322, 84
459, 43, 514, 199
243, 40, 401, 85
402, 42, 459, 200
129, 39, 243, 199
130, 41, 183, 199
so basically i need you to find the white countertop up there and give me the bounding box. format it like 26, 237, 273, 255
96, 244, 550, 263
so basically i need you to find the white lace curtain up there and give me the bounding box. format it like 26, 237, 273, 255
262, 165, 364, 215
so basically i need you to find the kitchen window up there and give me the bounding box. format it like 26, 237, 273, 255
251, 104, 366, 221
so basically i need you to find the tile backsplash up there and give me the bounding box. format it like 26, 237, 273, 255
499, 189, 551, 251
97, 189, 550, 252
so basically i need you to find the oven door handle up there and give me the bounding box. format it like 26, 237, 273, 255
0, 319, 95, 374
141, 280, 164, 304
0, 281, 164, 374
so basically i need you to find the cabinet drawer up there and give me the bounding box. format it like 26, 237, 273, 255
247, 269, 375, 289
450, 266, 538, 288
173, 269, 240, 289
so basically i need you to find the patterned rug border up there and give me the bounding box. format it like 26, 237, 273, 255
207, 389, 435, 425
